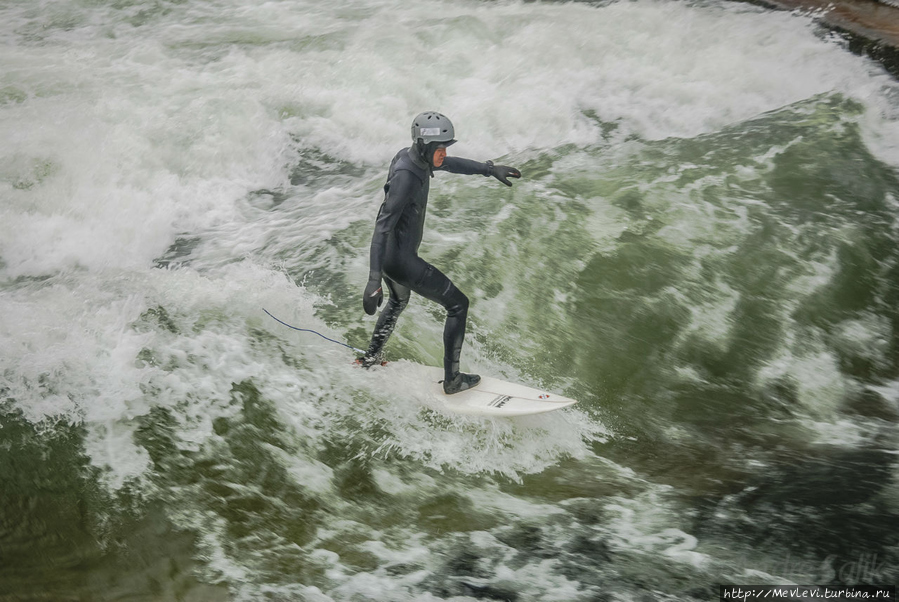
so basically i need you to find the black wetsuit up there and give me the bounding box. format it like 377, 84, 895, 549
364, 147, 493, 380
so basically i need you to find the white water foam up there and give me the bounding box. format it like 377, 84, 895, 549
3, 0, 897, 282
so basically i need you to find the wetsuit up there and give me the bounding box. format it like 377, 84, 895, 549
363, 147, 494, 382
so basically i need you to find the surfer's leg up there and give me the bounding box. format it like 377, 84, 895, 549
360, 276, 410, 366
407, 260, 480, 393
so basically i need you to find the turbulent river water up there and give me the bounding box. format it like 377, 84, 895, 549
2, 0, 899, 600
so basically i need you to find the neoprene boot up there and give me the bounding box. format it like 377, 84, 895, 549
355, 354, 386, 368
443, 372, 481, 395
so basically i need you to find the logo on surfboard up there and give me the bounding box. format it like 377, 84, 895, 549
488, 395, 512, 408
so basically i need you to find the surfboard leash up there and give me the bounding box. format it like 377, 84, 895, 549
262, 308, 366, 354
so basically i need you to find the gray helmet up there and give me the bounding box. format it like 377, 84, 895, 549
411, 112, 456, 146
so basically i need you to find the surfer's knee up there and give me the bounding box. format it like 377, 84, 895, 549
445, 287, 468, 319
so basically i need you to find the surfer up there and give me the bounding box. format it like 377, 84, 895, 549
358, 112, 521, 394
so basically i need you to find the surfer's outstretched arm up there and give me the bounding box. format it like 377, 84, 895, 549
439, 157, 521, 187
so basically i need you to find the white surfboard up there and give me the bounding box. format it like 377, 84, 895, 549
425, 367, 577, 417
264, 310, 577, 417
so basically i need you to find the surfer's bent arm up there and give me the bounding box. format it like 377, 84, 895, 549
368, 171, 416, 279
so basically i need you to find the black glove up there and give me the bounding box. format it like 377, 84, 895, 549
486, 161, 521, 187
363, 274, 383, 315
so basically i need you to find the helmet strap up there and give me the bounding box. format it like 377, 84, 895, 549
414, 139, 436, 176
